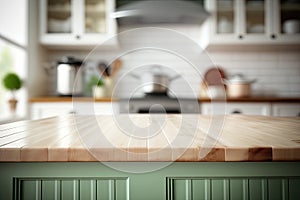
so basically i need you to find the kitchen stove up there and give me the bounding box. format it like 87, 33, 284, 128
119, 93, 200, 114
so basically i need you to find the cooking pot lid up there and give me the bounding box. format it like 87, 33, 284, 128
226, 74, 256, 84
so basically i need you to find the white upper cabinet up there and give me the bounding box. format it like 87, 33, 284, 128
40, 0, 117, 46
272, 0, 300, 43
205, 0, 300, 45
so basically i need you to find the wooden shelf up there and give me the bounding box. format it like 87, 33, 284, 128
28, 96, 300, 103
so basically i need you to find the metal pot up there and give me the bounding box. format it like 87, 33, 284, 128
223, 74, 256, 98
56, 57, 84, 96
131, 65, 180, 94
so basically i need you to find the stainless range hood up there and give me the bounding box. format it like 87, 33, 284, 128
111, 0, 210, 25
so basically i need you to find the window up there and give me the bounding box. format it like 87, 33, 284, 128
0, 0, 28, 120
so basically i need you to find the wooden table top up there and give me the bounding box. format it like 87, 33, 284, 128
0, 115, 299, 162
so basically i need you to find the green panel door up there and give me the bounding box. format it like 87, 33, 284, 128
79, 180, 96, 200
173, 179, 192, 200
96, 179, 114, 200
20, 180, 41, 200
116, 179, 129, 200
289, 178, 300, 200
248, 179, 268, 200
229, 179, 248, 200
192, 179, 210, 200
41, 180, 60, 200
268, 179, 288, 200
15, 178, 128, 200
211, 179, 229, 200
61, 180, 78, 200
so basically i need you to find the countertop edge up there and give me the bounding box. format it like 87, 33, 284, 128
1, 146, 300, 162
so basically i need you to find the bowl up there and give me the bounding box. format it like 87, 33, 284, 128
283, 20, 300, 34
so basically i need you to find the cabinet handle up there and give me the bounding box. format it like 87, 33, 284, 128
238, 35, 244, 40
76, 35, 81, 39
270, 34, 277, 39
69, 111, 76, 114
231, 110, 242, 114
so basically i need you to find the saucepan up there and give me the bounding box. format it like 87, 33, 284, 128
223, 74, 256, 98
130, 65, 180, 94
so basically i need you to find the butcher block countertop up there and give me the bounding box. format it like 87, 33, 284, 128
0, 115, 299, 162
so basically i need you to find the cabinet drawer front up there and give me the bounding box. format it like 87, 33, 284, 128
201, 103, 271, 116
167, 177, 299, 200
14, 177, 129, 200
272, 103, 300, 117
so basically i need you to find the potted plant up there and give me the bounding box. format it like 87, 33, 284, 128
87, 75, 106, 98
2, 73, 23, 113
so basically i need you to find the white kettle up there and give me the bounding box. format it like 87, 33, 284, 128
56, 57, 84, 96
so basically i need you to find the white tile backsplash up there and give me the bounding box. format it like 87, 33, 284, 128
207, 50, 300, 97
47, 48, 300, 97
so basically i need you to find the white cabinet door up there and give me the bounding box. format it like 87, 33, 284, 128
40, 0, 116, 46
205, 0, 273, 45
30, 102, 119, 119
204, 0, 300, 45
272, 103, 300, 117
30, 102, 74, 120
74, 102, 119, 115
201, 102, 271, 116
94, 103, 119, 115
271, 0, 300, 44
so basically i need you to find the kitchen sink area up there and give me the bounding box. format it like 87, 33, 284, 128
0, 0, 300, 199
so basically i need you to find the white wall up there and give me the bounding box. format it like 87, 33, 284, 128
41, 22, 300, 98
207, 50, 300, 97
28, 0, 48, 97
45, 47, 300, 98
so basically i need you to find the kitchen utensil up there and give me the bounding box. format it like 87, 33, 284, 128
130, 65, 180, 94
111, 59, 122, 77
283, 20, 300, 34
204, 67, 226, 86
48, 18, 71, 33
218, 17, 233, 33
98, 62, 109, 77
207, 85, 226, 99
223, 74, 256, 98
199, 81, 208, 98
56, 56, 84, 96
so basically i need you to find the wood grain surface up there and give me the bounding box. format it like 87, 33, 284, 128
0, 115, 299, 162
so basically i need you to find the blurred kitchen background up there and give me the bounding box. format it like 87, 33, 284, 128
0, 0, 299, 122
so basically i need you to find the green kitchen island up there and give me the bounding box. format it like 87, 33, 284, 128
0, 115, 300, 200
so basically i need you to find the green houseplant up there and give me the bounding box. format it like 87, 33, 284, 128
2, 73, 23, 113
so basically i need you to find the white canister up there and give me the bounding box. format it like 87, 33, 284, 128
207, 85, 226, 99
283, 20, 300, 34
93, 86, 107, 98
218, 17, 233, 33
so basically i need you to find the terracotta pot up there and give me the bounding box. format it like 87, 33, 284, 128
8, 98, 18, 113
